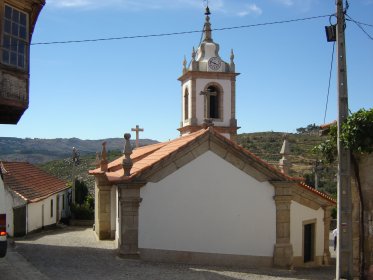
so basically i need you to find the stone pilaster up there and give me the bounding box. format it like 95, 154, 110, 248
118, 184, 144, 258
322, 206, 333, 265
95, 181, 112, 240
273, 183, 293, 268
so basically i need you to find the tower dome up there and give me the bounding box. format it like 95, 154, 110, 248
178, 6, 239, 141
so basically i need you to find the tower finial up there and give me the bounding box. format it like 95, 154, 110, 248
279, 134, 291, 175
230, 49, 235, 72
182, 55, 187, 74
122, 133, 133, 176
205, 4, 211, 16
202, 1, 213, 43
100, 142, 108, 171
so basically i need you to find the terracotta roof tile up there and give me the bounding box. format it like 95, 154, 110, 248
1, 161, 69, 203
90, 128, 335, 204
298, 181, 336, 204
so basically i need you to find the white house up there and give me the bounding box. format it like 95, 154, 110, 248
90, 7, 336, 269
0, 161, 70, 237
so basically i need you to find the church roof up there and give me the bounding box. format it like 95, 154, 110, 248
1, 161, 69, 203
89, 128, 335, 205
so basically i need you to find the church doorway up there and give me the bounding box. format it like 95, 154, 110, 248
303, 222, 315, 263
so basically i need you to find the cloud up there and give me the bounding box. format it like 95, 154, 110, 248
275, 0, 294, 6
47, 0, 262, 18
47, 0, 212, 10
272, 0, 316, 12
237, 3, 263, 17
48, 0, 93, 8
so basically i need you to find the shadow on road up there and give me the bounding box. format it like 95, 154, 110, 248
12, 226, 336, 280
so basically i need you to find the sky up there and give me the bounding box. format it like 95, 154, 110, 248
1, 0, 372, 142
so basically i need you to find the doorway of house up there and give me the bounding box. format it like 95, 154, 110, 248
304, 223, 315, 263
13, 205, 26, 237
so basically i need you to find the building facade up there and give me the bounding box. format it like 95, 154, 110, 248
1, 161, 70, 237
90, 7, 336, 268
0, 0, 45, 124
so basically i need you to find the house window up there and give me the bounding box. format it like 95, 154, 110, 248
62, 194, 65, 210
2, 5, 28, 69
50, 199, 53, 217
184, 89, 189, 120
206, 86, 219, 119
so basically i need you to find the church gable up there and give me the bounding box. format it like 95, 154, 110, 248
139, 150, 277, 257
135, 127, 289, 184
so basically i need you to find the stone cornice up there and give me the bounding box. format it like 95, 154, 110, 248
95, 173, 110, 186
178, 71, 239, 82
177, 125, 238, 135
117, 181, 146, 189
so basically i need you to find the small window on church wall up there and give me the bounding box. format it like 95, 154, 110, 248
184, 89, 189, 120
1, 5, 28, 70
50, 199, 54, 217
207, 86, 219, 119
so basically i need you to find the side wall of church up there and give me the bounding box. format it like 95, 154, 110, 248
139, 150, 276, 258
290, 201, 324, 263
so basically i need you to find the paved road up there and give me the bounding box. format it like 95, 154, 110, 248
1, 226, 336, 280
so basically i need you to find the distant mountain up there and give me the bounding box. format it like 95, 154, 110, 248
1, 132, 337, 197
0, 137, 158, 164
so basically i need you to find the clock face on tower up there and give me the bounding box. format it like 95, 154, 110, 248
208, 57, 221, 71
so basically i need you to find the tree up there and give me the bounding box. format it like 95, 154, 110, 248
314, 108, 373, 278
75, 179, 88, 206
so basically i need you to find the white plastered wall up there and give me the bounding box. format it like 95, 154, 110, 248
3, 187, 26, 236
28, 194, 58, 233
111, 186, 116, 237
139, 151, 276, 257
115, 186, 120, 246
290, 201, 324, 257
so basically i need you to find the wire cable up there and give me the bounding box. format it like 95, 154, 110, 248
323, 41, 335, 124
346, 14, 373, 40
29, 14, 332, 46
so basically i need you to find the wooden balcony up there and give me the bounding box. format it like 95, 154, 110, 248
0, 71, 28, 124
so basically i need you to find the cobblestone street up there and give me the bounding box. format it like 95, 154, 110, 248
1, 226, 336, 280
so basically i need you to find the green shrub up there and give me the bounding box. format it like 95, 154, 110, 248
70, 203, 94, 220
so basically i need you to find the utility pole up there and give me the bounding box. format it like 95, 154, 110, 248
336, 0, 353, 279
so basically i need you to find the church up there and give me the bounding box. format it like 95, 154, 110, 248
90, 7, 335, 269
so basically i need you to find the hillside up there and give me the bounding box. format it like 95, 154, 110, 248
237, 132, 337, 196
0, 137, 157, 164
237, 132, 323, 176
0, 132, 337, 196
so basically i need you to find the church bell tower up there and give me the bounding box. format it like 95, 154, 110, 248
178, 6, 239, 140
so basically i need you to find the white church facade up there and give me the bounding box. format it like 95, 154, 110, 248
90, 7, 335, 269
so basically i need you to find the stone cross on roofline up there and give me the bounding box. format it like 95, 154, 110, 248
131, 125, 144, 148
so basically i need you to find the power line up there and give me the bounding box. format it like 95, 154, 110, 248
29, 14, 332, 46
323, 41, 335, 124
346, 14, 373, 40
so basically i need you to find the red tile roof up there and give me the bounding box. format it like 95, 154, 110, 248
90, 127, 335, 205
1, 161, 69, 203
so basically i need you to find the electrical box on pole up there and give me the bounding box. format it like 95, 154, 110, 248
335, 0, 353, 279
